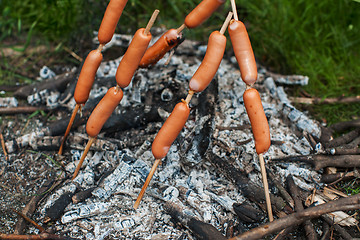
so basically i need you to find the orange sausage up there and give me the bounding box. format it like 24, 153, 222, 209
189, 31, 226, 92
228, 20, 257, 85
184, 0, 225, 29
139, 29, 182, 68
116, 28, 152, 88
243, 88, 270, 154
98, 0, 128, 45
74, 50, 103, 104
86, 87, 123, 138
152, 102, 190, 159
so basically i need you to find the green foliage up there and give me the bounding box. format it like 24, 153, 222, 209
236, 0, 360, 99
0, 0, 105, 43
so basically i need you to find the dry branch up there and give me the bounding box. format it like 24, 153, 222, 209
271, 154, 360, 170
229, 193, 360, 240
287, 175, 317, 240
329, 119, 360, 132
289, 96, 360, 105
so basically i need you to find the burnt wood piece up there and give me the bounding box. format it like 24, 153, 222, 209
0, 106, 48, 115
0, 233, 79, 240
321, 215, 353, 240
287, 175, 318, 240
321, 172, 357, 183
326, 129, 360, 148
229, 193, 360, 240
14, 70, 76, 99
267, 169, 295, 208
44, 192, 74, 223
233, 203, 265, 223
271, 154, 360, 170
206, 152, 286, 212
72, 187, 95, 204
326, 146, 360, 155
329, 119, 360, 133
164, 203, 227, 240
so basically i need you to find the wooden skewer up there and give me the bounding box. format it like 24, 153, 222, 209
144, 9, 160, 35
58, 104, 80, 155
184, 90, 194, 105
230, 0, 239, 21
72, 137, 96, 180
134, 159, 161, 209
12, 208, 45, 233
0, 133, 8, 161
177, 23, 186, 33
258, 153, 274, 222
220, 12, 233, 35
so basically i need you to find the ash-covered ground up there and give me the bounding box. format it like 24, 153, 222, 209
1, 32, 354, 239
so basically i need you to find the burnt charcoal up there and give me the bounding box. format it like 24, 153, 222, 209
45, 192, 74, 222
72, 187, 95, 204
14, 70, 76, 99
233, 203, 265, 223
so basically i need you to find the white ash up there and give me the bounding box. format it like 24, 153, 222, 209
92, 161, 132, 200
39, 66, 56, 79
0, 97, 18, 107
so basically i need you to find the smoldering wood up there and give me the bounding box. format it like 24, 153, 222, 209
286, 175, 318, 240
272, 227, 296, 240
164, 202, 227, 240
329, 119, 360, 133
320, 222, 330, 240
271, 154, 360, 170
233, 203, 265, 223
229, 193, 360, 240
71, 187, 95, 204
326, 146, 360, 155
267, 169, 295, 208
326, 129, 360, 148
0, 233, 80, 240
44, 192, 74, 223
321, 171, 358, 184
321, 215, 354, 240
206, 152, 286, 212
289, 96, 360, 105
0, 106, 48, 115
13, 70, 76, 99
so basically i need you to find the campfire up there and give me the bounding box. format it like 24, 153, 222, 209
0, 0, 359, 239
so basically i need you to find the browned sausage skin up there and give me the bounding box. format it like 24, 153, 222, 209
228, 20, 258, 86
98, 0, 128, 45
139, 29, 183, 68
185, 0, 226, 29
74, 50, 103, 104
243, 88, 271, 154
151, 101, 190, 159
86, 87, 124, 138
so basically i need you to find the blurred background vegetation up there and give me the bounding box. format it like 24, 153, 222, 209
0, 0, 359, 124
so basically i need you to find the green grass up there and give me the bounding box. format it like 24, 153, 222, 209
0, 0, 359, 123
234, 0, 360, 124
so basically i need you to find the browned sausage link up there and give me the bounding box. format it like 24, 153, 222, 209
74, 50, 103, 104
152, 101, 190, 159
228, 19, 258, 85
116, 28, 152, 88
189, 31, 226, 92
139, 29, 182, 68
98, 0, 128, 45
184, 0, 226, 29
243, 88, 271, 154
86, 87, 124, 138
